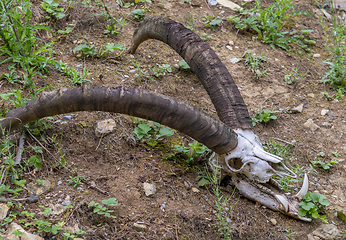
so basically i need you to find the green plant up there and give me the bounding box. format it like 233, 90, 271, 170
312, 160, 338, 170
151, 64, 172, 78
200, 32, 212, 41
185, 13, 194, 31
321, 91, 332, 101
170, 141, 210, 163
320, 13, 346, 88
88, 198, 118, 218
285, 229, 296, 240
201, 14, 222, 30
243, 49, 267, 78
57, 61, 91, 85
298, 192, 329, 223
68, 175, 83, 187
0, 0, 55, 88
134, 60, 151, 80
131, 9, 146, 20
179, 60, 190, 70
0, 64, 20, 83
63, 230, 87, 240
41, 0, 66, 19
205, 166, 235, 239
284, 67, 303, 85
227, 0, 314, 51
132, 120, 174, 147
57, 25, 74, 39
252, 109, 280, 126
312, 151, 339, 170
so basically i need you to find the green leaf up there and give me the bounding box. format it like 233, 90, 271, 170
198, 178, 210, 186
298, 208, 307, 217
337, 211, 346, 221
179, 60, 190, 69
73, 44, 88, 52
159, 127, 174, 137
301, 30, 313, 34
14, 180, 26, 187
299, 201, 315, 211
210, 18, 222, 26
102, 198, 118, 206
29, 155, 42, 169
138, 124, 152, 134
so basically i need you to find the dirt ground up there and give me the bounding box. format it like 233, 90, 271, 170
1, 0, 346, 239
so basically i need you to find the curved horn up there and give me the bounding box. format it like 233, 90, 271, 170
0, 86, 237, 154
129, 15, 253, 130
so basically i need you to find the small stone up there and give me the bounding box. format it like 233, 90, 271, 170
27, 195, 39, 203
313, 54, 321, 58
304, 119, 320, 131
133, 223, 147, 232
322, 122, 332, 128
143, 182, 156, 197
63, 115, 73, 120
208, 0, 218, 5
321, 109, 329, 116
226, 45, 233, 51
5, 222, 44, 240
291, 103, 304, 113
308, 93, 315, 98
76, 187, 84, 193
51, 204, 66, 215
27, 180, 52, 196
270, 218, 277, 225
0, 203, 10, 220
312, 224, 340, 240
95, 119, 116, 137
307, 234, 315, 240
230, 57, 241, 64
327, 112, 336, 118
229, 40, 234, 45
192, 187, 200, 193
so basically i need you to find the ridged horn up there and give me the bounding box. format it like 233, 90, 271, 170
129, 15, 253, 130
0, 86, 238, 154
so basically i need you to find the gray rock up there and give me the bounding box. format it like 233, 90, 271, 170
95, 119, 116, 137
4, 222, 44, 240
291, 103, 304, 113
143, 182, 156, 197
312, 224, 340, 240
322, 122, 332, 128
327, 112, 336, 118
0, 203, 10, 220
321, 109, 329, 116
304, 119, 320, 131
133, 223, 147, 232
27, 180, 51, 196
27, 194, 39, 203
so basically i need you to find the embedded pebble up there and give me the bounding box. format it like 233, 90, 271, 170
143, 182, 157, 197
63, 115, 73, 120
291, 103, 304, 113
230, 57, 241, 64
270, 218, 277, 225
303, 119, 320, 131
327, 112, 336, 118
312, 224, 340, 240
321, 109, 329, 116
95, 119, 116, 137
133, 223, 147, 232
322, 122, 332, 128
0, 203, 10, 220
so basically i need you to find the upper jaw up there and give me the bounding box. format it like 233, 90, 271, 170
209, 153, 311, 221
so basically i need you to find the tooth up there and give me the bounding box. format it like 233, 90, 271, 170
296, 173, 309, 199
275, 195, 288, 212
